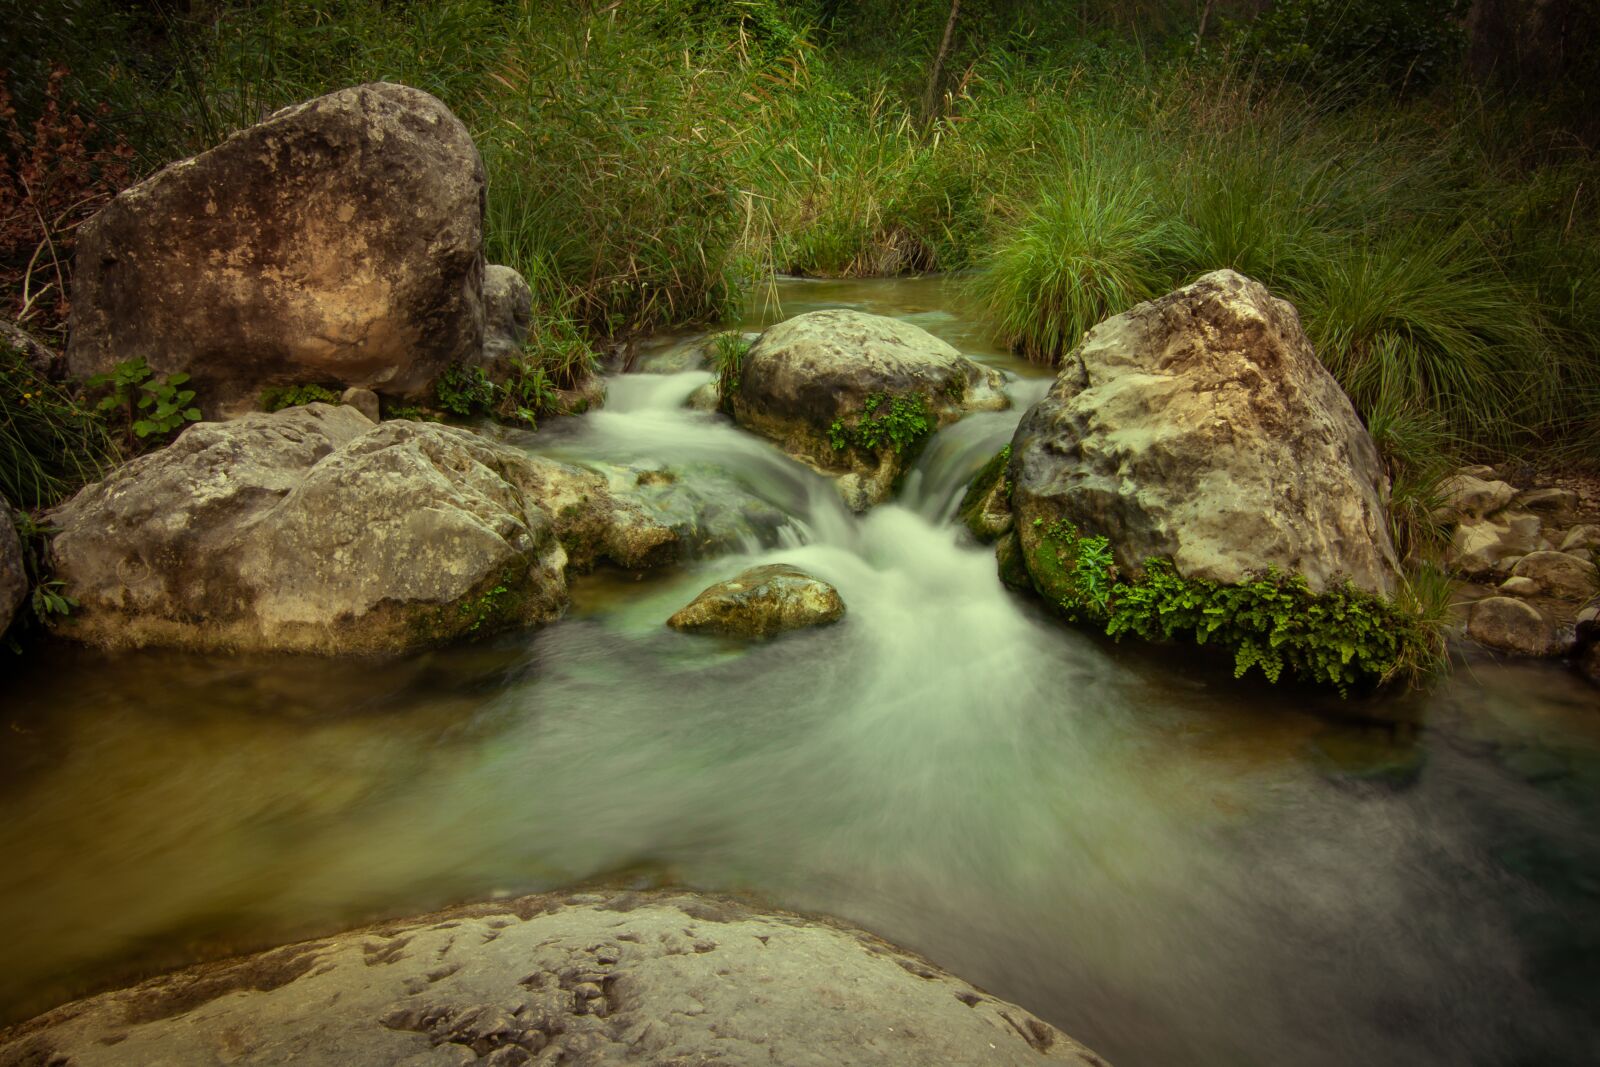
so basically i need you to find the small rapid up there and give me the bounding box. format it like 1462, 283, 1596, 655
1, 278, 1596, 1067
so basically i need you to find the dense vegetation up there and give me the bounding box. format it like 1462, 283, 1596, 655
3, 0, 1597, 523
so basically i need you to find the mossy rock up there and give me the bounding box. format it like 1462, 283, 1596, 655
959, 445, 1014, 544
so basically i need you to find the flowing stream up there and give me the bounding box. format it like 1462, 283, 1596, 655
2, 278, 1598, 1066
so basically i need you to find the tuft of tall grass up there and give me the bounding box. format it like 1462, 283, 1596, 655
970, 158, 1182, 363
1, 341, 117, 510
1297, 226, 1555, 443
1388, 561, 1456, 682
1359, 351, 1459, 561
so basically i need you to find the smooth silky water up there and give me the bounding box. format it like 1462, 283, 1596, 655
2, 277, 1598, 1065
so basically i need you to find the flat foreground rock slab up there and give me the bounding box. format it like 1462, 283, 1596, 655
0, 890, 1108, 1067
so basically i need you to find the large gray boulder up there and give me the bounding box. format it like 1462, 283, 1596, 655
0, 890, 1106, 1067
729, 310, 1008, 510
1010, 270, 1399, 596
45, 406, 680, 654
67, 83, 486, 416
47, 406, 561, 653
0, 498, 24, 636
668, 563, 845, 638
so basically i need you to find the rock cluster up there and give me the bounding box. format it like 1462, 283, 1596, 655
46, 405, 681, 654
1440, 465, 1598, 672
0, 890, 1109, 1067
728, 310, 1008, 510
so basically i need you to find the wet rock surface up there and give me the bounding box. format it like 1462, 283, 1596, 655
730, 310, 1008, 510
67, 82, 486, 415
669, 563, 845, 638
1510, 550, 1598, 600
1010, 270, 1398, 596
0, 890, 1108, 1067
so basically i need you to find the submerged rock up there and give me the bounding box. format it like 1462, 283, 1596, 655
668, 564, 844, 638
1466, 596, 1561, 657
1, 497, 24, 636
0, 890, 1107, 1067
1010, 270, 1398, 597
729, 310, 1007, 510
67, 82, 486, 415
46, 407, 681, 654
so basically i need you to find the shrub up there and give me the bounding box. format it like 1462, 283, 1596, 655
1229, 0, 1467, 95
0, 66, 134, 339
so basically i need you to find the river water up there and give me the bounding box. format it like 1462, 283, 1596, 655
2, 278, 1598, 1066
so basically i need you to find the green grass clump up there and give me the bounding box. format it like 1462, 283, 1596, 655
1029, 517, 1433, 694
971, 161, 1179, 363
1298, 227, 1556, 442
0, 341, 116, 510
710, 331, 751, 414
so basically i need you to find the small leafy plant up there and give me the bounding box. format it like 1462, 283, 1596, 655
30, 578, 75, 619
827, 392, 934, 455
87, 356, 200, 448
494, 359, 560, 427
434, 362, 498, 417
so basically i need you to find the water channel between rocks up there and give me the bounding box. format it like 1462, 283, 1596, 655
2, 277, 1597, 1067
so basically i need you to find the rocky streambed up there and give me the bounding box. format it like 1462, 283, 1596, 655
3, 80, 1599, 1067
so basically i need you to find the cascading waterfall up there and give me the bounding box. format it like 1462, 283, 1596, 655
0, 280, 1596, 1067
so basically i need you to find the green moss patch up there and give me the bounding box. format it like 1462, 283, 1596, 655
826, 391, 933, 457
